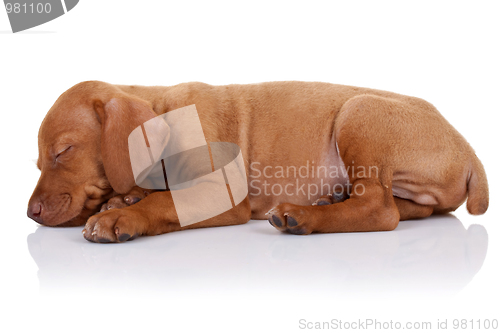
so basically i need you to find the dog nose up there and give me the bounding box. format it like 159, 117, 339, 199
27, 200, 44, 225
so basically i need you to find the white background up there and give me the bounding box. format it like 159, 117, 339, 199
1, 1, 499, 332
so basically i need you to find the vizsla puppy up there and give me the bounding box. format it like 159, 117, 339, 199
27, 81, 489, 243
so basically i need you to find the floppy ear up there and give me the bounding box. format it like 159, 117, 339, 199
94, 95, 157, 193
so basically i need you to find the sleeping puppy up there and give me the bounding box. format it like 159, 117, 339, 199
27, 81, 488, 242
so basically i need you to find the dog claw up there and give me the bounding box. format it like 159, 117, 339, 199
265, 207, 277, 216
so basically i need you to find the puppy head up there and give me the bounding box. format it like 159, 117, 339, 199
27, 81, 157, 226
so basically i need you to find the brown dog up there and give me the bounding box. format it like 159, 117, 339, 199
27, 81, 488, 242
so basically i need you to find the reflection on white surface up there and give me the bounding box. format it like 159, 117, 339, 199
27, 214, 487, 299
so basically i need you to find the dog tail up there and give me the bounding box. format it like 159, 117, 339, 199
466, 154, 489, 215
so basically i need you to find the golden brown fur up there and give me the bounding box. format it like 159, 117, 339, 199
27, 81, 488, 242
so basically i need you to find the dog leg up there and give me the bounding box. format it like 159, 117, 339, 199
268, 93, 472, 234
83, 191, 251, 243
311, 187, 433, 221
393, 197, 433, 221
267, 176, 400, 234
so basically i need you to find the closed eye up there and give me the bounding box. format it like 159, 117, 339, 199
56, 146, 72, 160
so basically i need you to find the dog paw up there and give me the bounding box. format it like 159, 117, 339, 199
312, 194, 334, 206
266, 203, 313, 235
83, 207, 145, 243
100, 187, 152, 212
312, 190, 349, 206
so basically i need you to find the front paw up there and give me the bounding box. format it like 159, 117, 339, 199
100, 187, 152, 212
266, 203, 314, 235
83, 207, 146, 243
